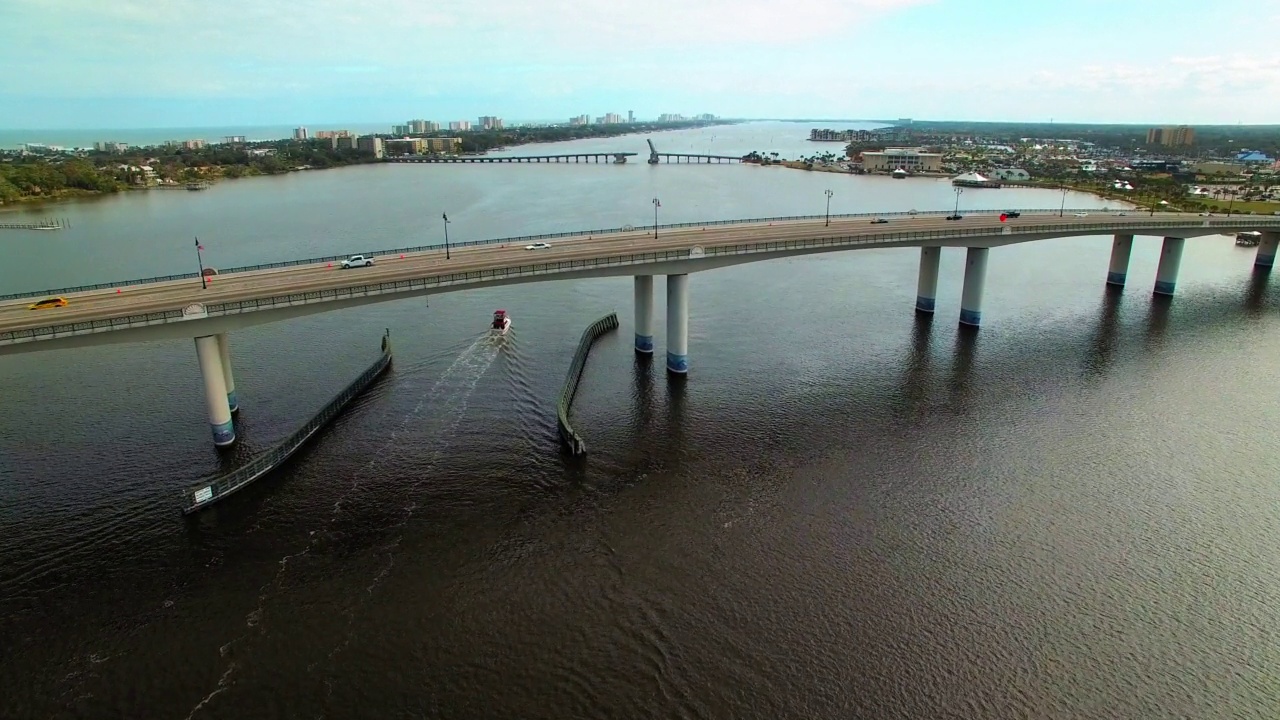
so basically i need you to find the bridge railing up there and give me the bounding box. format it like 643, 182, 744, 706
7, 217, 1275, 346
0, 207, 1150, 302
181, 331, 393, 513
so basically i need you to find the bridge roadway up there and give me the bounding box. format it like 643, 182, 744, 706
0, 212, 1274, 340
6, 209, 1278, 448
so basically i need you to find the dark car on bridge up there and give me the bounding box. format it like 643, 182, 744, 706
1004, 211, 1021, 218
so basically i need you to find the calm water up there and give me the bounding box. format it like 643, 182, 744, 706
3, 122, 1279, 719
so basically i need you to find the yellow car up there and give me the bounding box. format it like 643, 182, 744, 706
28, 296, 69, 310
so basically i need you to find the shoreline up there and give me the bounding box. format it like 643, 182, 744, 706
1, 121, 742, 211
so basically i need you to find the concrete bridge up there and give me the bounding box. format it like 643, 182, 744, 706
4, 210, 1278, 447
646, 138, 741, 164
387, 153, 636, 164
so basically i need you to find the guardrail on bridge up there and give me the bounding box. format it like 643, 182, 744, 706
181, 329, 393, 514
0, 207, 1141, 302
7, 217, 1280, 349
557, 312, 619, 455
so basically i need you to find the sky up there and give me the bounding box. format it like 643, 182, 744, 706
1, 0, 1278, 129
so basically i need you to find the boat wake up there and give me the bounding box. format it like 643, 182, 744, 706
185, 333, 500, 718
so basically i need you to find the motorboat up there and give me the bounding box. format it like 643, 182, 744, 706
491, 309, 511, 335
891, 168, 908, 179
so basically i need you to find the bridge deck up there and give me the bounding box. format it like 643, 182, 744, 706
2, 212, 1276, 348
388, 153, 637, 163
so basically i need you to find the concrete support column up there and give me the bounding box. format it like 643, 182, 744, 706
1256, 231, 1279, 269
915, 246, 941, 313
959, 247, 989, 327
216, 332, 238, 413
666, 274, 689, 374
1107, 234, 1134, 286
195, 335, 235, 446
1153, 236, 1186, 296
634, 275, 654, 354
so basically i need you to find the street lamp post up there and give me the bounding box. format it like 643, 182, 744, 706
195, 237, 207, 290
824, 189, 834, 226
652, 197, 660, 238
442, 212, 451, 259
1059, 187, 1068, 217
953, 187, 963, 217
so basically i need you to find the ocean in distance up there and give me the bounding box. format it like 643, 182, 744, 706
2, 121, 1279, 719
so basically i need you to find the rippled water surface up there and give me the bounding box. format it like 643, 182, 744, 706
3, 122, 1280, 719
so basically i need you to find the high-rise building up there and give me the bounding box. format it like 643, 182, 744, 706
478, 116, 503, 130
569, 114, 590, 126
356, 135, 384, 159
293, 127, 308, 140
448, 120, 472, 131
628, 110, 634, 123
1146, 126, 1195, 147
314, 130, 352, 140
94, 141, 129, 153
408, 119, 439, 134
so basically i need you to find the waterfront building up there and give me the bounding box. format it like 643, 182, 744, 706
384, 138, 426, 156
448, 121, 472, 131
861, 147, 943, 173
356, 135, 384, 159
293, 127, 307, 140
951, 171, 1001, 188
478, 116, 503, 130
810, 128, 875, 142
423, 137, 461, 153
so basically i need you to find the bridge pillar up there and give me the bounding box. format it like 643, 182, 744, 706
959, 247, 989, 327
1153, 236, 1185, 296
666, 274, 689, 374
915, 246, 941, 313
195, 335, 235, 447
216, 332, 238, 413
1107, 234, 1134, 286
1256, 231, 1279, 268
634, 275, 654, 354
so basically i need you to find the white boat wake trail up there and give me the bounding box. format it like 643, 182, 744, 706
185, 334, 500, 719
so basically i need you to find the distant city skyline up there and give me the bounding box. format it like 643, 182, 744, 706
2, 0, 1278, 128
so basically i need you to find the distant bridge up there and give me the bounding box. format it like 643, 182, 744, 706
386, 153, 636, 164
646, 138, 742, 164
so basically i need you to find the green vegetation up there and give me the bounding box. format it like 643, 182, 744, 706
0, 159, 124, 203
0, 139, 379, 204
0, 120, 737, 205
1196, 198, 1280, 215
